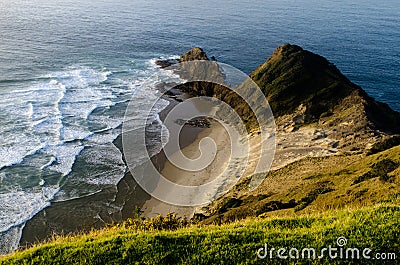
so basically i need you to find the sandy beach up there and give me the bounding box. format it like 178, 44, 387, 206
141, 117, 342, 218
142, 120, 232, 217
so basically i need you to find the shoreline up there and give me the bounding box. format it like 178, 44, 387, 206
141, 120, 228, 218
141, 82, 215, 217
18, 78, 207, 248
17, 58, 347, 249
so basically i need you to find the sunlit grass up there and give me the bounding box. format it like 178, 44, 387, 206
1, 203, 398, 264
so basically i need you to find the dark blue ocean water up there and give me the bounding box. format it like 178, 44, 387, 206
0, 0, 399, 254
1, 0, 399, 108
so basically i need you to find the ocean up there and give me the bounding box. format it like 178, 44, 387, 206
0, 0, 399, 254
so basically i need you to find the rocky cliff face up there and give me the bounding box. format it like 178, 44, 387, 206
250, 44, 353, 119
250, 44, 400, 149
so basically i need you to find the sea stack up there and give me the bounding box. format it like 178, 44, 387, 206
179, 47, 209, 62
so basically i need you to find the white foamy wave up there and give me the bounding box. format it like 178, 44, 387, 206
86, 128, 121, 145
0, 140, 46, 169
0, 224, 25, 255
43, 144, 85, 176
60, 126, 93, 142
59, 87, 114, 122
0, 66, 115, 171
0, 185, 59, 232
81, 143, 126, 186
45, 67, 111, 88
27, 103, 33, 119
0, 57, 182, 254
123, 90, 169, 130
51, 142, 127, 202
0, 80, 64, 169
88, 113, 123, 131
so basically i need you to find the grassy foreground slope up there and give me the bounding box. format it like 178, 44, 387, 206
201, 144, 400, 224
1, 204, 399, 265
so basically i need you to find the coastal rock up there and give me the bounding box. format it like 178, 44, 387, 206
155, 47, 209, 69
155, 58, 178, 69
179, 47, 209, 62
250, 43, 357, 120
176, 118, 211, 128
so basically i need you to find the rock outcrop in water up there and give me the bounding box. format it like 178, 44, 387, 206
155, 47, 209, 69
179, 47, 209, 62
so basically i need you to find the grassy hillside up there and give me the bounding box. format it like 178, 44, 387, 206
250, 44, 400, 134
1, 204, 399, 265
201, 144, 400, 224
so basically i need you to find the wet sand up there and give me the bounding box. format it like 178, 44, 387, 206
19, 90, 206, 247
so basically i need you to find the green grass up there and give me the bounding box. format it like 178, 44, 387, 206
1, 204, 399, 265
202, 145, 400, 224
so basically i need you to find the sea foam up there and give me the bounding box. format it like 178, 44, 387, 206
0, 58, 183, 254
